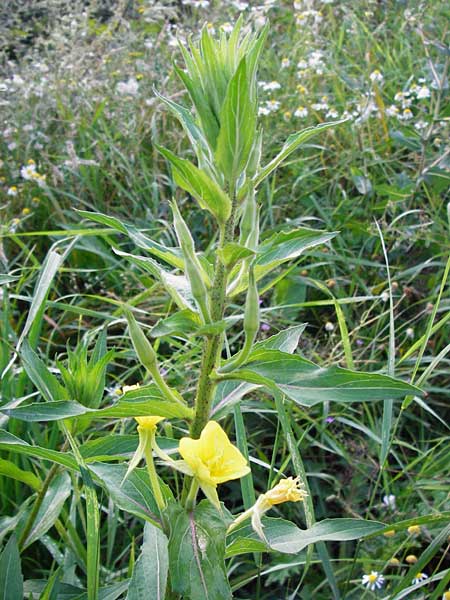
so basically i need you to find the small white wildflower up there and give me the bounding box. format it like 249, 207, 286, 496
406, 327, 414, 339
116, 78, 139, 96
386, 104, 399, 117
258, 106, 270, 116
382, 494, 396, 510
221, 22, 233, 34
417, 85, 431, 99
232, 0, 248, 9
266, 99, 280, 112
20, 164, 37, 180
325, 321, 334, 332
381, 291, 389, 302
297, 60, 308, 69
370, 69, 384, 83
294, 105, 308, 118
412, 572, 428, 585
414, 119, 428, 131
281, 57, 290, 68
7, 186, 18, 196
263, 80, 281, 91
326, 108, 339, 119
401, 108, 413, 120
362, 571, 385, 591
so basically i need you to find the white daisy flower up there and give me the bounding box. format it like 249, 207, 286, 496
370, 69, 384, 83
294, 105, 308, 117
412, 572, 428, 585
417, 85, 431, 99
362, 571, 385, 591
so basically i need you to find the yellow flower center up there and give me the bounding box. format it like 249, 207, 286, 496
135, 416, 165, 430
368, 574, 378, 583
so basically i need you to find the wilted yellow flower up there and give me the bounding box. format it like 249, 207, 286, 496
122, 414, 165, 485
264, 477, 307, 506
179, 421, 250, 509
406, 554, 418, 564
389, 557, 400, 566
408, 524, 421, 535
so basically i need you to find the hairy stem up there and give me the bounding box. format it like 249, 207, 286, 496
189, 199, 237, 439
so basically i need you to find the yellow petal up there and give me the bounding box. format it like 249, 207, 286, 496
135, 416, 165, 430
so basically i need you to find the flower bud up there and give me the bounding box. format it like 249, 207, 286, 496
244, 267, 259, 341
239, 191, 259, 250
171, 202, 211, 322
125, 309, 157, 372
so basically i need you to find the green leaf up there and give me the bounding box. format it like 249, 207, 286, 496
229, 228, 336, 296
157, 145, 231, 222
78, 210, 184, 270
114, 249, 197, 312
217, 243, 255, 269
21, 340, 67, 403
17, 247, 65, 349
126, 521, 168, 600
254, 119, 348, 187
0, 458, 40, 490
226, 517, 385, 556
0, 430, 77, 470
225, 349, 421, 407
88, 463, 160, 524
151, 310, 201, 339
216, 57, 257, 185
153, 90, 212, 165
167, 501, 232, 600
1, 388, 193, 422
211, 326, 306, 419
0, 535, 23, 600
18, 472, 71, 549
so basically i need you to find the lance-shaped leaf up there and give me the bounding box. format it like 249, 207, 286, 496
216, 57, 257, 185
167, 501, 232, 600
0, 535, 23, 599
77, 210, 184, 270
0, 430, 78, 470
89, 463, 161, 525
211, 325, 307, 419
157, 145, 231, 223
1, 386, 193, 422
254, 118, 348, 187
18, 472, 71, 549
153, 89, 213, 166
226, 517, 385, 556
228, 228, 336, 296
21, 341, 68, 403
222, 348, 421, 407
127, 521, 169, 600
114, 249, 197, 312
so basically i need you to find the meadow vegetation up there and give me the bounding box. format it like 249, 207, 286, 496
0, 1, 449, 599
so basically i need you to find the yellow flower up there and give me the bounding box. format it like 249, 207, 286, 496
121, 414, 164, 484
408, 524, 421, 535
264, 477, 307, 506
389, 557, 400, 566
406, 554, 418, 564
443, 591, 450, 600
384, 529, 396, 537
135, 415, 165, 430
179, 421, 250, 509
22, 207, 31, 216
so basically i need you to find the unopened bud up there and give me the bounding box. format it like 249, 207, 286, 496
125, 309, 157, 372
244, 268, 259, 340
171, 202, 210, 321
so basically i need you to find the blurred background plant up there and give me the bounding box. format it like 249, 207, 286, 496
0, 0, 449, 598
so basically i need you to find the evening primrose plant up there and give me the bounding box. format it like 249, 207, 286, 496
0, 18, 426, 600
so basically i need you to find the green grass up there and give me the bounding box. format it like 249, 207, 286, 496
1, 1, 449, 598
